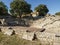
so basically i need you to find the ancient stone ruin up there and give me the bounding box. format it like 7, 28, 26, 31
0, 15, 60, 45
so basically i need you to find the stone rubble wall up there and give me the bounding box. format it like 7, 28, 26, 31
31, 15, 60, 45
0, 26, 59, 45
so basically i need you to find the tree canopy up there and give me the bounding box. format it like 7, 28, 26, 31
55, 12, 60, 15
10, 0, 32, 18
0, 1, 8, 15
35, 4, 49, 16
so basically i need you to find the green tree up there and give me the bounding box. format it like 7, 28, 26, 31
35, 4, 49, 16
55, 12, 60, 15
10, 0, 32, 18
0, 1, 8, 15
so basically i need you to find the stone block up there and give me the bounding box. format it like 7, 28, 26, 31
22, 32, 37, 41
4, 28, 15, 36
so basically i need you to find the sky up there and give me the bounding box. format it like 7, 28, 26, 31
0, 0, 60, 14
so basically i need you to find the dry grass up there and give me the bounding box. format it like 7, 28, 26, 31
0, 32, 53, 45
0, 32, 41, 45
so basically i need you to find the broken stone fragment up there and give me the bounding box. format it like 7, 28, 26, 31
55, 34, 60, 37
22, 32, 37, 41
40, 28, 45, 32
4, 27, 15, 36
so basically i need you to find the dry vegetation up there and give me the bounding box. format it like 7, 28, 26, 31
0, 32, 42, 45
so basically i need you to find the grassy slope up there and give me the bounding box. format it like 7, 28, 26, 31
0, 32, 41, 45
